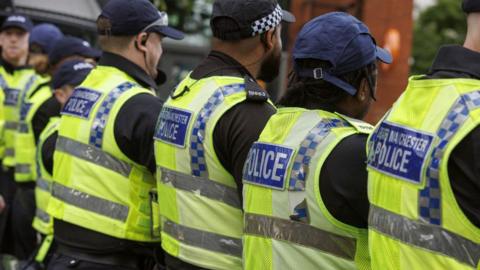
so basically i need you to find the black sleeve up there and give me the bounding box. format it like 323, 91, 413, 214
31, 96, 61, 143
448, 126, 480, 228
213, 101, 276, 195
114, 93, 163, 174
320, 134, 369, 228
41, 131, 58, 175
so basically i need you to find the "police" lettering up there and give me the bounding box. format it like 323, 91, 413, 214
154, 107, 192, 148
368, 122, 434, 184
61, 88, 102, 119
243, 142, 294, 190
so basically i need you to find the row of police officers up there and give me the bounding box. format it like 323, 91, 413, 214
0, 0, 479, 269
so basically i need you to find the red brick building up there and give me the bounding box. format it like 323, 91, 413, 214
287, 0, 413, 124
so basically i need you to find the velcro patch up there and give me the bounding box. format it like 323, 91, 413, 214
4, 88, 20, 106
61, 88, 102, 119
368, 122, 434, 184
243, 142, 295, 190
154, 106, 192, 148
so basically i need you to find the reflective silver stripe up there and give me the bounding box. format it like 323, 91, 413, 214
52, 182, 129, 222
35, 208, 50, 223
36, 178, 51, 192
5, 148, 14, 157
18, 122, 29, 133
245, 213, 356, 261
159, 167, 241, 209
4, 121, 18, 130
56, 136, 132, 177
163, 219, 242, 257
369, 205, 480, 268
15, 163, 31, 174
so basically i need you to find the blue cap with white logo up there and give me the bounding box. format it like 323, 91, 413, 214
48, 36, 102, 67
293, 12, 392, 95
51, 59, 94, 89
29, 24, 64, 55
1, 14, 33, 32
98, 0, 184, 40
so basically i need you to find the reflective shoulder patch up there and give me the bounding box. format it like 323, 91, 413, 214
367, 121, 434, 184
4, 88, 20, 106
243, 142, 295, 190
61, 88, 102, 119
336, 113, 374, 134
154, 106, 193, 148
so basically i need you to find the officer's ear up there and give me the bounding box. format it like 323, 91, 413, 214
356, 79, 369, 102
134, 33, 149, 52
260, 28, 277, 52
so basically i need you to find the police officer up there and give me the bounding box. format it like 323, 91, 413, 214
367, 1, 480, 269
153, 0, 294, 269
242, 12, 391, 270
0, 13, 35, 260
27, 59, 94, 270
10, 24, 63, 262
45, 0, 184, 269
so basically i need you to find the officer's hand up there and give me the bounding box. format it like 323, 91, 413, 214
0, 195, 5, 214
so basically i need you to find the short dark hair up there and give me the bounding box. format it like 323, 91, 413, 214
278, 59, 377, 110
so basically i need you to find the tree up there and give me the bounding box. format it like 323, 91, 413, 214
411, 0, 466, 75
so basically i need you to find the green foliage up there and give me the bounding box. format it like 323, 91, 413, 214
411, 0, 467, 75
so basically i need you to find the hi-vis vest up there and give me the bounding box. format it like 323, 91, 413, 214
243, 108, 373, 270
154, 74, 272, 270
15, 79, 52, 182
367, 76, 480, 270
47, 65, 159, 242
33, 117, 59, 235
1, 67, 38, 167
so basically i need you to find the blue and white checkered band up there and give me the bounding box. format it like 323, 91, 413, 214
0, 74, 6, 89
89, 82, 136, 148
18, 75, 38, 121
288, 118, 348, 191
251, 4, 283, 36
190, 83, 245, 177
419, 91, 480, 225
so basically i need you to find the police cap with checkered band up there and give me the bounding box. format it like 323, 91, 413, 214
211, 0, 295, 41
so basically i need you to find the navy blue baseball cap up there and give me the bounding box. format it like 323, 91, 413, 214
51, 59, 94, 89
48, 36, 102, 67
98, 0, 184, 40
463, 0, 480, 13
29, 24, 64, 55
293, 12, 392, 95
1, 14, 33, 32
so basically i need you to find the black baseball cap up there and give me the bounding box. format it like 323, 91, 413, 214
48, 36, 102, 67
211, 0, 295, 40
293, 12, 392, 95
462, 0, 480, 13
1, 14, 33, 32
98, 0, 184, 40
51, 59, 94, 89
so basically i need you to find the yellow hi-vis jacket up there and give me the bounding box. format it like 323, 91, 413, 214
367, 76, 480, 270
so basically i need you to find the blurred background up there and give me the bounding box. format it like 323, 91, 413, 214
0, 0, 468, 124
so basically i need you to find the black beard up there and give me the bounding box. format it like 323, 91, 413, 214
257, 49, 281, 83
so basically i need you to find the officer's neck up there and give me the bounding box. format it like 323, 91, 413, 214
1, 51, 27, 68
212, 39, 263, 79
464, 13, 480, 53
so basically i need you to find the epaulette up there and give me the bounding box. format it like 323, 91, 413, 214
244, 75, 268, 102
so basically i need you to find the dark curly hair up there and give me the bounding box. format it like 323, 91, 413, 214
278, 59, 377, 110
